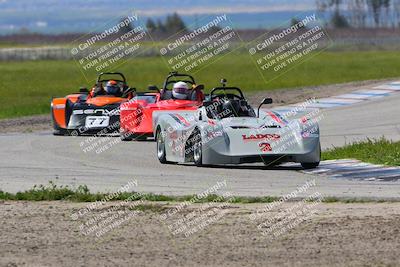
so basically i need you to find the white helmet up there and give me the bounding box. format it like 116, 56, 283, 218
172, 81, 189, 100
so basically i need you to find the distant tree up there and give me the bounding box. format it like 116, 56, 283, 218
316, 0, 329, 26
119, 17, 134, 34
393, 0, 400, 27
146, 18, 157, 32
290, 18, 307, 29
367, 0, 385, 27
382, 0, 391, 26
165, 13, 186, 32
156, 19, 166, 33
348, 0, 367, 28
208, 25, 222, 33
330, 0, 343, 12
331, 9, 350, 27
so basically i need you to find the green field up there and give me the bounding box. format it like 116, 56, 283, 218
322, 138, 400, 166
1, 50, 400, 118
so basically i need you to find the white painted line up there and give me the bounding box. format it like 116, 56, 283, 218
334, 94, 372, 100
355, 89, 393, 95
373, 85, 400, 91
317, 98, 364, 104
303, 102, 346, 109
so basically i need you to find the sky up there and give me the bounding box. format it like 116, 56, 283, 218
0, 0, 317, 34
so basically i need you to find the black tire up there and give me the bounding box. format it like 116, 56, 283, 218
120, 132, 133, 141
192, 129, 203, 166
53, 128, 69, 136
121, 132, 147, 141
156, 128, 168, 164
301, 162, 320, 169
133, 135, 147, 141
301, 143, 321, 169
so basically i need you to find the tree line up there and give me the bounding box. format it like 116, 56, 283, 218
316, 0, 400, 28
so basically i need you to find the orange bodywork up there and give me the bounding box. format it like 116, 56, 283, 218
51, 98, 68, 128
51, 93, 128, 129
86, 96, 126, 106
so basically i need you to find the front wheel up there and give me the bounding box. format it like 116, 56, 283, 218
192, 129, 203, 166
156, 128, 168, 164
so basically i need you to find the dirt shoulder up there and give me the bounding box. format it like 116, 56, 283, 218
1, 201, 399, 267
0, 114, 51, 134
1, 78, 397, 134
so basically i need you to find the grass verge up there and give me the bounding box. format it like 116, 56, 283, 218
0, 181, 278, 203
0, 182, 397, 203
322, 137, 400, 166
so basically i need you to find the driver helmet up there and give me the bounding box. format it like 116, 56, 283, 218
105, 80, 120, 96
172, 81, 189, 100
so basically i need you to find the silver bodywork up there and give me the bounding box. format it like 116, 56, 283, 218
153, 107, 321, 166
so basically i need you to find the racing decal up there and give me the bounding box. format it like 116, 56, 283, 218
266, 111, 285, 125
242, 134, 280, 141
169, 114, 190, 127
206, 130, 223, 139
208, 119, 216, 126
259, 142, 272, 152
73, 109, 120, 116
175, 114, 191, 127
85, 116, 110, 128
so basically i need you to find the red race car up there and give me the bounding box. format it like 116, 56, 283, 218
120, 72, 205, 141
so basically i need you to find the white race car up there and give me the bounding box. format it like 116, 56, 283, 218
154, 81, 321, 169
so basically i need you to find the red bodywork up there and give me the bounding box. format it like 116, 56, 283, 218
120, 93, 202, 137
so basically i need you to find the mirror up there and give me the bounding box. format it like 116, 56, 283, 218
261, 98, 273, 105
257, 98, 273, 117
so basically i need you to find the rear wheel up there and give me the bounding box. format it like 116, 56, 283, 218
156, 128, 168, 164
301, 143, 321, 169
192, 129, 203, 166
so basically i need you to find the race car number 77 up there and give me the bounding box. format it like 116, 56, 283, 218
85, 116, 110, 128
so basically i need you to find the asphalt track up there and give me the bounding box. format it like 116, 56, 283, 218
1, 92, 400, 198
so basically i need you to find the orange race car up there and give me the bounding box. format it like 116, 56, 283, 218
51, 72, 137, 136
